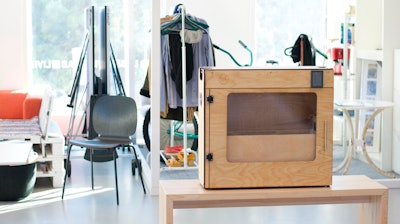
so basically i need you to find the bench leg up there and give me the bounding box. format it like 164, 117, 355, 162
357, 194, 388, 224
159, 190, 174, 224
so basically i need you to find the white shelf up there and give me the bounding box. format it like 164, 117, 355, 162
357, 49, 383, 61
354, 0, 400, 172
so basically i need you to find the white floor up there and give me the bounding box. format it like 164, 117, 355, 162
0, 147, 363, 224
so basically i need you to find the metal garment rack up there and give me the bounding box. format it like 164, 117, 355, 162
159, 5, 253, 171
160, 4, 197, 171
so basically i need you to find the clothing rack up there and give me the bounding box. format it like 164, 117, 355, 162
179, 4, 189, 167
159, 4, 194, 170
156, 4, 215, 169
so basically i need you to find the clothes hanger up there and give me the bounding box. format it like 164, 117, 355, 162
161, 15, 208, 34
160, 4, 209, 35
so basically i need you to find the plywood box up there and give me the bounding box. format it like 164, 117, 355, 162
198, 67, 334, 189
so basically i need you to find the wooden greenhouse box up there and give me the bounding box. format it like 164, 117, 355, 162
198, 67, 334, 189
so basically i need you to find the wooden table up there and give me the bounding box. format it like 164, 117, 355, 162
159, 175, 388, 224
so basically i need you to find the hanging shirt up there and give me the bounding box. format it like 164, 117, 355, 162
168, 33, 194, 98
160, 15, 214, 111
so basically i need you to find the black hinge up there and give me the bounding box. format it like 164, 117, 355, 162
207, 95, 214, 103
206, 153, 213, 161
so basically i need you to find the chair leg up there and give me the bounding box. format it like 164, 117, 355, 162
90, 149, 94, 190
62, 144, 73, 200
131, 145, 146, 194
113, 149, 119, 205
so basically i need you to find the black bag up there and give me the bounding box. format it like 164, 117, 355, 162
285, 34, 315, 66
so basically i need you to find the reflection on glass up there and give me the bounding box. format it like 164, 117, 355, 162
366, 81, 377, 96
367, 64, 377, 78
365, 132, 374, 147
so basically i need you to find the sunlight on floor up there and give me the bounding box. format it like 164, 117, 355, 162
0, 186, 113, 215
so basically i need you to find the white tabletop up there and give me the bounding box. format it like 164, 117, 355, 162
334, 99, 394, 110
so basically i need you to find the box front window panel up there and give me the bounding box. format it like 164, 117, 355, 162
226, 92, 317, 163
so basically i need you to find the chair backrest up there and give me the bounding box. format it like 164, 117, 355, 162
92, 95, 137, 138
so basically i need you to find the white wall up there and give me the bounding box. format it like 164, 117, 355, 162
163, 0, 255, 67
0, 0, 28, 89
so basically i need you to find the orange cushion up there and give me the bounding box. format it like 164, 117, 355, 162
0, 90, 28, 119
23, 94, 42, 119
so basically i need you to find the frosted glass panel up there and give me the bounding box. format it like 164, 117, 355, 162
226, 92, 317, 162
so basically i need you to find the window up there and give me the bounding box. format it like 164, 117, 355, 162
254, 0, 326, 66
29, 0, 150, 116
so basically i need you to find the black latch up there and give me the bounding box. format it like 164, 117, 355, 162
206, 153, 213, 161
207, 95, 214, 103
311, 70, 324, 88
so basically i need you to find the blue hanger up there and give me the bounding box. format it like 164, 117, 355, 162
173, 4, 183, 14
161, 4, 209, 35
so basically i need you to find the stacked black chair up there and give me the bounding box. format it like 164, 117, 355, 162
62, 95, 146, 205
